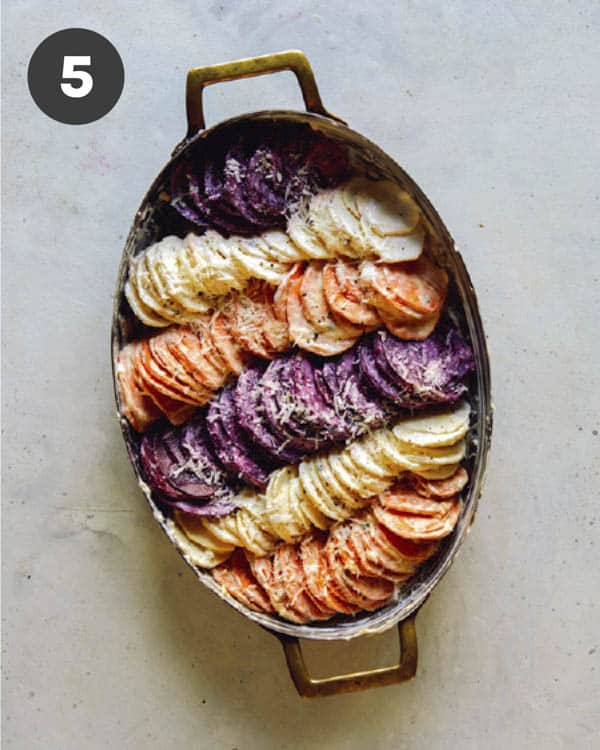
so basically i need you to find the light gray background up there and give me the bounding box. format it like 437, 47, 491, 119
2, 2, 599, 748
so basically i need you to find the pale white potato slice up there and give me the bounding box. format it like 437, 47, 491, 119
237, 236, 276, 262
393, 401, 470, 444
360, 222, 425, 262
307, 191, 349, 255
287, 476, 316, 536
337, 451, 390, 496
377, 431, 427, 473
396, 439, 467, 467
133, 252, 177, 319
185, 233, 244, 295
412, 462, 462, 480
230, 247, 286, 285
328, 188, 367, 258
295, 476, 331, 531
153, 250, 212, 317
341, 178, 372, 218
262, 230, 306, 262
312, 457, 365, 513
361, 429, 408, 479
202, 513, 243, 547
235, 508, 276, 556
287, 214, 332, 259
357, 180, 420, 237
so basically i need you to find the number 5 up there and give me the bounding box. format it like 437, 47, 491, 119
61, 56, 93, 98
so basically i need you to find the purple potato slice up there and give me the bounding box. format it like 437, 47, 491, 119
261, 358, 324, 453
289, 353, 349, 441
207, 389, 271, 488
169, 160, 209, 226
246, 147, 287, 217
233, 365, 303, 464
222, 144, 274, 228
380, 328, 474, 405
179, 419, 232, 490
139, 432, 188, 500
160, 493, 240, 518
359, 337, 402, 403
372, 331, 422, 407
334, 350, 390, 431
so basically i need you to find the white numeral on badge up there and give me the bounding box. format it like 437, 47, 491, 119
60, 56, 93, 98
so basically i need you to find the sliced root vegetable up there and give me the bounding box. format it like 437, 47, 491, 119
372, 497, 461, 541
409, 466, 469, 498
286, 273, 359, 356
148, 333, 209, 404
208, 310, 247, 376
137, 340, 199, 406
379, 487, 456, 517
322, 261, 380, 327
356, 180, 420, 237
299, 260, 332, 333
369, 255, 448, 317
231, 292, 272, 360
115, 342, 162, 432
287, 213, 332, 259
377, 307, 440, 341
228, 550, 274, 613
274, 544, 330, 621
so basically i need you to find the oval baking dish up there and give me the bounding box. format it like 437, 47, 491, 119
111, 50, 492, 697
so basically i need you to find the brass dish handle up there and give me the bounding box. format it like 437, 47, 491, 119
276, 615, 418, 698
184, 49, 346, 136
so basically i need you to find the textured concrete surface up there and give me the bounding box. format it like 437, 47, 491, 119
2, 2, 599, 748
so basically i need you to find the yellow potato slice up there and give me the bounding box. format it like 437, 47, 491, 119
173, 510, 235, 554
265, 467, 305, 542
166, 520, 231, 569
298, 460, 348, 521
124, 277, 171, 327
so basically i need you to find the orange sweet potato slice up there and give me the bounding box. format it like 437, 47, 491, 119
231, 293, 272, 360
300, 261, 332, 333
138, 340, 199, 405
273, 544, 329, 621
208, 309, 247, 376
169, 327, 226, 392
379, 488, 456, 517
248, 550, 307, 623
409, 466, 469, 498
228, 550, 274, 614
322, 261, 381, 327
287, 273, 358, 356
300, 534, 357, 615
149, 333, 210, 404
372, 498, 461, 541
377, 307, 440, 341
370, 255, 448, 316
116, 343, 161, 432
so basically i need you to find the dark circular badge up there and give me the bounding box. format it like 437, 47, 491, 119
28, 28, 124, 125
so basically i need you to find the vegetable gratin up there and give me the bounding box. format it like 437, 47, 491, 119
115, 119, 479, 625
